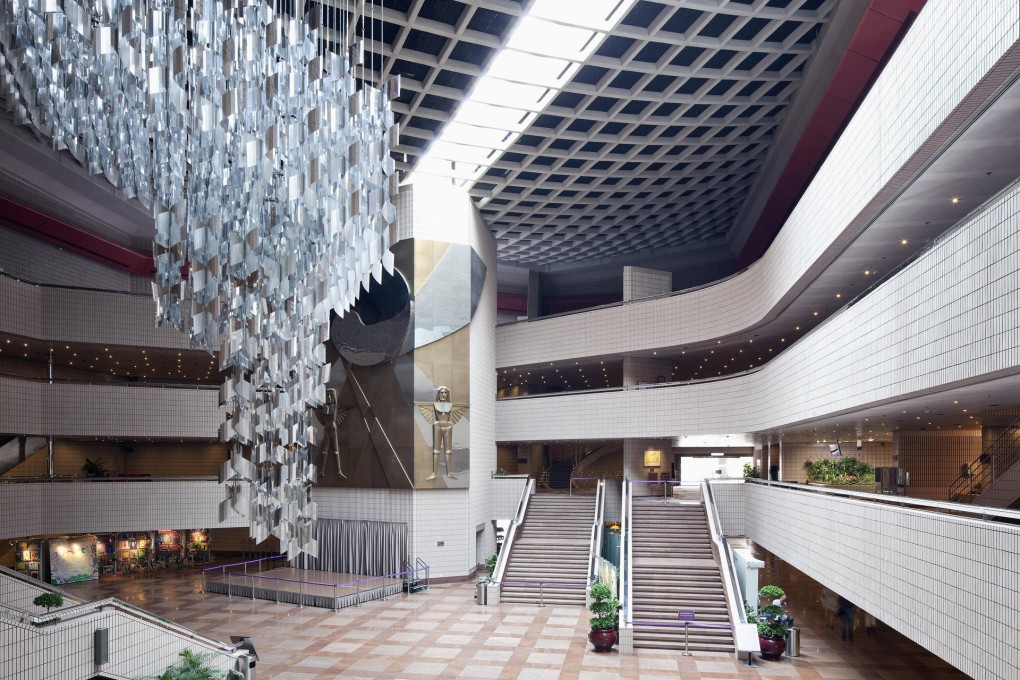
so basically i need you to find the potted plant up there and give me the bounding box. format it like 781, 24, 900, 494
81, 458, 110, 478
141, 649, 226, 680
484, 553, 498, 578
742, 463, 761, 478
748, 585, 793, 659
587, 582, 620, 652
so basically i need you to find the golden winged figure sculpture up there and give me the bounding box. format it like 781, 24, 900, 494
417, 386, 469, 480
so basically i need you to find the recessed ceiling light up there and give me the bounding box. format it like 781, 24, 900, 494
951, 196, 960, 204
901, 239, 908, 245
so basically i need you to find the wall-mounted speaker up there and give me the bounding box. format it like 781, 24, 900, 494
94, 628, 109, 665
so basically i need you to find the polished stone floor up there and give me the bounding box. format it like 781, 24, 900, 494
62, 551, 970, 680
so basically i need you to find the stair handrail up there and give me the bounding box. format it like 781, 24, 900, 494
492, 477, 534, 585
702, 479, 747, 637
948, 414, 1020, 503
587, 479, 606, 585
0, 591, 253, 674
621, 478, 633, 628
0, 565, 85, 606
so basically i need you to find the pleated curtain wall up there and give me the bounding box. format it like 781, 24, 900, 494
296, 519, 408, 576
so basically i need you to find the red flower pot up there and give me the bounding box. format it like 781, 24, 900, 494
759, 635, 786, 660
589, 628, 617, 652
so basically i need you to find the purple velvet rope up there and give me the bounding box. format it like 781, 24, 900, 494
495, 581, 587, 588
633, 620, 733, 629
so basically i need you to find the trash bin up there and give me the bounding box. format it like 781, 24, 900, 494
786, 627, 800, 657
476, 577, 488, 605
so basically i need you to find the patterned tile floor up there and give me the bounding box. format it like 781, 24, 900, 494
62, 551, 970, 680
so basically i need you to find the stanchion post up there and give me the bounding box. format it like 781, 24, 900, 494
227, 571, 231, 597
299, 579, 304, 608
682, 621, 692, 656
332, 584, 338, 612
539, 582, 545, 608
356, 581, 362, 608
275, 578, 280, 604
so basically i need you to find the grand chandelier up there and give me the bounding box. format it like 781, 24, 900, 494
0, 0, 398, 558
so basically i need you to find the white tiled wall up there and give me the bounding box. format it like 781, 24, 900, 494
1, 605, 237, 680
311, 181, 499, 579
0, 378, 222, 438
0, 275, 190, 349
709, 481, 745, 537
490, 476, 529, 519
496, 0, 1020, 369
0, 575, 82, 614
0, 481, 246, 540
497, 178, 1020, 441
0, 224, 146, 293
622, 267, 671, 302
738, 482, 1020, 680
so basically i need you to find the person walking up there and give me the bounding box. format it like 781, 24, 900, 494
838, 596, 856, 640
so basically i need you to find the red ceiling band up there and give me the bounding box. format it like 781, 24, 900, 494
0, 195, 153, 275
735, 0, 927, 269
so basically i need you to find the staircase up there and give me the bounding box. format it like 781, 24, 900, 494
630, 499, 734, 651
0, 566, 250, 680
949, 416, 1020, 507
0, 436, 46, 476
500, 494, 595, 606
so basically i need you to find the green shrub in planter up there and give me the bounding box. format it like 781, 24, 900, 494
803, 457, 875, 485
588, 583, 620, 631
484, 553, 498, 578
32, 593, 63, 613
138, 650, 226, 680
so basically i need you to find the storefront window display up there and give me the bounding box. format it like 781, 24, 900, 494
117, 532, 153, 573
14, 539, 43, 580
188, 530, 210, 563
156, 530, 184, 567
95, 535, 116, 574
48, 536, 98, 585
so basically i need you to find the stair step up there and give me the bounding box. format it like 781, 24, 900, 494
629, 502, 732, 652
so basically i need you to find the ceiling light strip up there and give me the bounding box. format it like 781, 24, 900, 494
410, 0, 638, 186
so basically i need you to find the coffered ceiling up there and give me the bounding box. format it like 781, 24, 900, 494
0, 0, 896, 297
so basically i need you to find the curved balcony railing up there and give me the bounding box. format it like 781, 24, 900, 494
0, 370, 219, 390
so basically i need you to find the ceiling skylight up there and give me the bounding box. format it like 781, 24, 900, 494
410, 0, 638, 185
